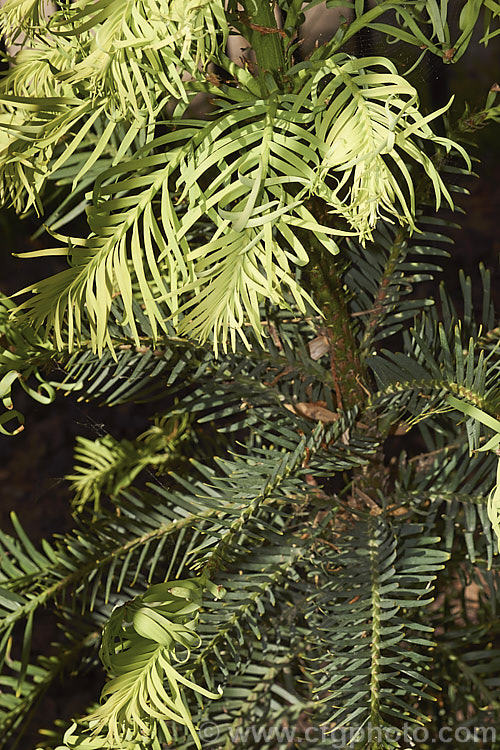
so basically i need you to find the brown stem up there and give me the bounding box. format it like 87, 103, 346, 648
308, 246, 367, 411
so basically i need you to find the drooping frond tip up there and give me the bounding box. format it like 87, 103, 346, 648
66, 578, 224, 749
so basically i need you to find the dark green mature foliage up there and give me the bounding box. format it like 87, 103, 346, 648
1, 1, 500, 749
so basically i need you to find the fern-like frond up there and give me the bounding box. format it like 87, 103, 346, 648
0, 5, 497, 749
344, 208, 457, 355
0, 623, 100, 750
293, 55, 467, 240
0, 415, 368, 694
67, 415, 191, 513
368, 265, 499, 452
307, 515, 448, 736
0, 0, 51, 43
172, 639, 310, 750
80, 579, 222, 748
397, 441, 498, 566
0, 0, 228, 213
8, 51, 467, 352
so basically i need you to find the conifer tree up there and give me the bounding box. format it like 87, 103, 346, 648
0, 1, 500, 748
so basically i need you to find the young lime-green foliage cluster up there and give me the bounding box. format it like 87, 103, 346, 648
1, 2, 500, 750
0, 0, 469, 353
83, 578, 223, 748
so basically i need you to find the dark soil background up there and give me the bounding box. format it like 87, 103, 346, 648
0, 33, 499, 750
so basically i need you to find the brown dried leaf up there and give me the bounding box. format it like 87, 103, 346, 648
284, 401, 339, 423
308, 335, 329, 360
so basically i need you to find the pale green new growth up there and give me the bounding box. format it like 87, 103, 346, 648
73, 579, 222, 748
0, 1, 468, 353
